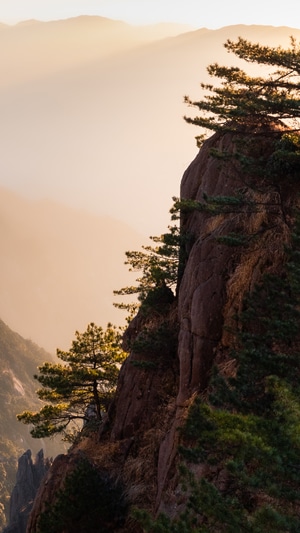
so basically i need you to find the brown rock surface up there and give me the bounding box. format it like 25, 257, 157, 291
177, 129, 294, 403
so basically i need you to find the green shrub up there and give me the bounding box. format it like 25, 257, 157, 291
36, 457, 127, 533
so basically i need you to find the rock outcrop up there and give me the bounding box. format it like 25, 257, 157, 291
3, 450, 50, 533
177, 129, 294, 402
25, 128, 300, 532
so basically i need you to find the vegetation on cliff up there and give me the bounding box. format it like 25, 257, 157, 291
184, 35, 300, 141
35, 457, 127, 533
113, 222, 182, 320
17, 323, 127, 441
137, 36, 300, 532
144, 223, 300, 531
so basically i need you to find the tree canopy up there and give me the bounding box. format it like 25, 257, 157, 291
17, 323, 127, 440
184, 36, 300, 145
114, 221, 182, 318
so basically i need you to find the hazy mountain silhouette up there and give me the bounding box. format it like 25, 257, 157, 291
0, 16, 192, 88
0, 20, 299, 236
0, 187, 142, 353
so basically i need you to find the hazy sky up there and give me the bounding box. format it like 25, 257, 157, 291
0, 0, 299, 29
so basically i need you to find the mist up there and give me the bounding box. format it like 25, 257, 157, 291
1, 17, 300, 351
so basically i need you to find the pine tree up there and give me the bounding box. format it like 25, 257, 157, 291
113, 221, 182, 319
184, 36, 300, 141
17, 323, 127, 440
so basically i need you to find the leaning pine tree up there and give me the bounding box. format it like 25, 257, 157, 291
137, 37, 300, 532
18, 322, 127, 441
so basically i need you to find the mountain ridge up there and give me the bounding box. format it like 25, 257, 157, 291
0, 318, 64, 529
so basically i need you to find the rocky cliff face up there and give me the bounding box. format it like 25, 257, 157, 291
177, 129, 294, 402
3, 450, 50, 533
26, 128, 300, 532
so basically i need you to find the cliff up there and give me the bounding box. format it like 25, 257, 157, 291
26, 127, 300, 532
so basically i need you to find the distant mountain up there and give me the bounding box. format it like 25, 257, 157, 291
0, 317, 51, 449
0, 319, 63, 529
0, 187, 143, 353
0, 16, 193, 88
0, 20, 299, 236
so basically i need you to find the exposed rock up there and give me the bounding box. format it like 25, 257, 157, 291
3, 450, 50, 533
25, 128, 300, 532
177, 129, 294, 402
110, 296, 178, 441
156, 128, 299, 511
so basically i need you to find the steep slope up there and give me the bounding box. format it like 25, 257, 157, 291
0, 319, 63, 529
0, 188, 142, 353
26, 123, 300, 531
177, 129, 293, 400
0, 318, 53, 448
